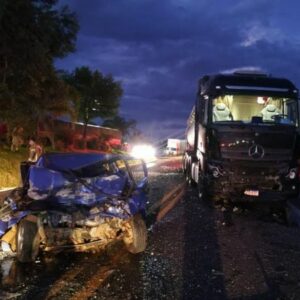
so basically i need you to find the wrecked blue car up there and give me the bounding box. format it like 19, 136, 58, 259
0, 153, 148, 262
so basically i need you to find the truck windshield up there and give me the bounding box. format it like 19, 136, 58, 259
212, 95, 298, 126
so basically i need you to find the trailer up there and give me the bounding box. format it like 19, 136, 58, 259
37, 118, 122, 152
166, 139, 186, 156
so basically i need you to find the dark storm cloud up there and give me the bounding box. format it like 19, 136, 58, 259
57, 0, 300, 140
63, 0, 240, 42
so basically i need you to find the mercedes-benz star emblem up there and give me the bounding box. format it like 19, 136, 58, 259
248, 144, 264, 159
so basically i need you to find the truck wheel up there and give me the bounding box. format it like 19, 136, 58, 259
185, 167, 196, 187
17, 219, 40, 263
182, 155, 187, 174
123, 214, 147, 254
198, 173, 210, 203
197, 175, 206, 200
185, 170, 192, 185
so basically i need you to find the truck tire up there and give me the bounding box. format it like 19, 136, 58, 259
197, 175, 205, 200
198, 174, 207, 199
182, 155, 187, 174
198, 172, 211, 204
124, 214, 147, 254
185, 165, 196, 187
17, 219, 40, 263
185, 169, 192, 185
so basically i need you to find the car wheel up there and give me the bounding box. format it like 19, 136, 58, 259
123, 214, 147, 254
17, 219, 40, 263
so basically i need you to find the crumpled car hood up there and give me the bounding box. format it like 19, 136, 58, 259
28, 166, 126, 204
0, 153, 148, 236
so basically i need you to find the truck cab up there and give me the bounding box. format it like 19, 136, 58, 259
184, 71, 300, 203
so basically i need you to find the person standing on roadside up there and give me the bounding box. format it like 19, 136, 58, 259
28, 138, 43, 162
11, 126, 24, 152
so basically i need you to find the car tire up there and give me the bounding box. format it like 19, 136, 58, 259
124, 214, 147, 254
198, 171, 212, 205
17, 219, 40, 263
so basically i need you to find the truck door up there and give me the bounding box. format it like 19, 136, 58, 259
196, 95, 207, 162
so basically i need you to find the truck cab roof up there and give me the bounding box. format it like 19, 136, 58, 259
199, 73, 298, 98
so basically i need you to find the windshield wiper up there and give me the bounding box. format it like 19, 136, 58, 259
214, 121, 245, 124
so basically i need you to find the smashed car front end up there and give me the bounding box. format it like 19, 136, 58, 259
0, 153, 148, 258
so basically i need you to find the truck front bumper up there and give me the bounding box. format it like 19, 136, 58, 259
206, 161, 299, 202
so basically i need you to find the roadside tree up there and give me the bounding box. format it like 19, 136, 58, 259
63, 66, 123, 142
0, 0, 79, 137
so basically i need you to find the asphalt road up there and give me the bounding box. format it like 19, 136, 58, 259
1, 156, 300, 300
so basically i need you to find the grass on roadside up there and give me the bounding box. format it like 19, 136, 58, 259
0, 146, 27, 188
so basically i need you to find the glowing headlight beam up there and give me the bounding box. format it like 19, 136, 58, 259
130, 145, 156, 160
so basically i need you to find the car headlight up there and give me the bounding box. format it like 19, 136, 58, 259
130, 145, 156, 160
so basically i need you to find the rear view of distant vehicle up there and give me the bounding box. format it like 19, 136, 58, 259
166, 139, 186, 156
0, 153, 148, 262
184, 71, 300, 205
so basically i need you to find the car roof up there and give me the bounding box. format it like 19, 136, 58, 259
36, 152, 122, 172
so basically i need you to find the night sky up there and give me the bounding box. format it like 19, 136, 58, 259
56, 0, 300, 141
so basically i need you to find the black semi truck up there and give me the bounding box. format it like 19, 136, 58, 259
183, 71, 300, 204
